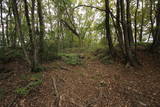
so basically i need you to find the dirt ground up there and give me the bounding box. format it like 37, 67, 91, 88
0, 50, 160, 107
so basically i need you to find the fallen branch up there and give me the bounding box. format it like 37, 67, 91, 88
51, 77, 61, 107
58, 66, 72, 71
51, 65, 72, 72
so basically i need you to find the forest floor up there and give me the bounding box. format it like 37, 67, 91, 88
0, 49, 160, 107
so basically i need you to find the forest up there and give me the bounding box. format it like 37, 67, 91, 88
0, 0, 160, 106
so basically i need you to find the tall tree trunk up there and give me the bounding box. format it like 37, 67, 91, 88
23, 0, 39, 71
105, 0, 114, 56
151, 0, 160, 49
126, 0, 134, 46
134, 0, 139, 55
120, 0, 138, 66
32, 0, 39, 71
47, 0, 53, 32
37, 0, 45, 62
116, 0, 125, 55
1, 3, 5, 46
23, 0, 34, 49
6, 11, 9, 46
11, 0, 31, 66
139, 0, 144, 42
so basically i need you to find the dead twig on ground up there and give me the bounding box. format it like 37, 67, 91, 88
51, 65, 72, 72
51, 77, 61, 107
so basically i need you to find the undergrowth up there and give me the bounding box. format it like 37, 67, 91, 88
94, 47, 114, 64
16, 73, 43, 96
0, 48, 23, 63
15, 79, 42, 96
58, 53, 83, 65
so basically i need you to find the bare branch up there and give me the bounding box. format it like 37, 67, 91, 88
60, 19, 80, 38
74, 5, 105, 11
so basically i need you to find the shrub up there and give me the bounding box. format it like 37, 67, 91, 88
0, 48, 23, 63
58, 53, 83, 65
15, 87, 29, 96
94, 48, 114, 64
42, 40, 59, 61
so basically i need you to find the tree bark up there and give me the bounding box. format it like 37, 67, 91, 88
116, 0, 125, 55
139, 0, 144, 42
120, 0, 138, 66
11, 0, 31, 66
1, 3, 5, 46
37, 0, 45, 62
126, 0, 134, 46
151, 0, 160, 49
105, 0, 114, 56
23, 0, 39, 71
134, 0, 139, 56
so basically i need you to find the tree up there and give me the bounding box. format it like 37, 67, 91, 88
23, 0, 39, 71
105, 0, 114, 56
139, 0, 144, 42
151, 0, 160, 49
11, 0, 31, 66
37, 0, 45, 61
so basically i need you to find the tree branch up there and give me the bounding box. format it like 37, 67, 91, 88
74, 5, 105, 11
60, 19, 80, 38
73, 4, 121, 23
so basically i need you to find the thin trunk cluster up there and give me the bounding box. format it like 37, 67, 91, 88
8, 0, 45, 71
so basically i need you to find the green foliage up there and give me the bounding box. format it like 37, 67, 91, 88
94, 47, 114, 64
18, 73, 43, 95
0, 48, 23, 63
15, 79, 42, 96
15, 87, 29, 96
99, 37, 108, 48
100, 55, 114, 64
58, 53, 83, 65
137, 42, 151, 47
43, 40, 59, 61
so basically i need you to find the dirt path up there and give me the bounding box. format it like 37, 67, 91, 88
27, 56, 160, 107
1, 52, 160, 107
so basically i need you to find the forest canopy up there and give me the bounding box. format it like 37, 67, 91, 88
0, 0, 160, 70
